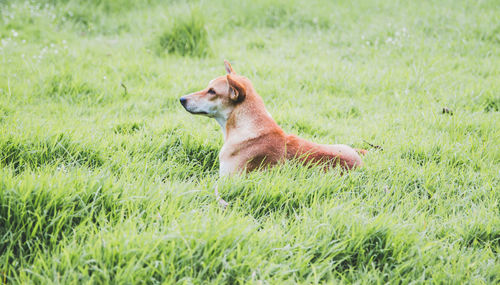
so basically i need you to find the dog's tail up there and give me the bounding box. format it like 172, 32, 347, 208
355, 148, 368, 156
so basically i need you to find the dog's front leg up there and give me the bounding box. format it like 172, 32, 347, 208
214, 182, 229, 209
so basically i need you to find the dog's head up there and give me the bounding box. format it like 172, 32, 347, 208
180, 60, 246, 119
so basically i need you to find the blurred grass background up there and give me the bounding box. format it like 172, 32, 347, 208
0, 0, 499, 283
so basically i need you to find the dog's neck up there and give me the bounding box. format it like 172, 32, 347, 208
217, 95, 279, 142
214, 115, 229, 140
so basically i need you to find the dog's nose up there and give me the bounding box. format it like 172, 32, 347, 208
179, 97, 187, 107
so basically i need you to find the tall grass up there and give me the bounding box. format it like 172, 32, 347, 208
157, 10, 210, 57
0, 0, 499, 283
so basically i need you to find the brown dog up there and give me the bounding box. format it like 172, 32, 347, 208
180, 61, 364, 206
180, 61, 364, 177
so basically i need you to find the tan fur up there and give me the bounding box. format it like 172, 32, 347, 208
180, 61, 364, 177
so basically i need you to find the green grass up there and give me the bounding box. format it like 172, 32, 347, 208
0, 0, 499, 283
156, 10, 210, 57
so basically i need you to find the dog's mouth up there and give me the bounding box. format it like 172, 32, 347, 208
187, 110, 208, 115
183, 106, 208, 115
180, 102, 208, 115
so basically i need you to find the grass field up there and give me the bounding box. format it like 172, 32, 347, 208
1, 0, 499, 283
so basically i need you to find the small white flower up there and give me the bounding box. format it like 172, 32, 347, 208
11, 30, 18, 37
103, 76, 107, 79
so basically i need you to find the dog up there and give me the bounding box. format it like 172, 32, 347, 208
180, 61, 365, 205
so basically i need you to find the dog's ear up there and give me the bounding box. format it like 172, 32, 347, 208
224, 60, 235, 74
227, 74, 246, 102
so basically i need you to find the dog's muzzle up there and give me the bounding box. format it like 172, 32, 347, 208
179, 96, 208, 115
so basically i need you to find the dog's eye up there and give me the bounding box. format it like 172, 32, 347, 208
207, 88, 216, 95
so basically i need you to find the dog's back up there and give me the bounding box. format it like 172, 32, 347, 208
285, 134, 363, 170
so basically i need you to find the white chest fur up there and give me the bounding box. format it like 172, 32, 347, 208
219, 148, 239, 176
